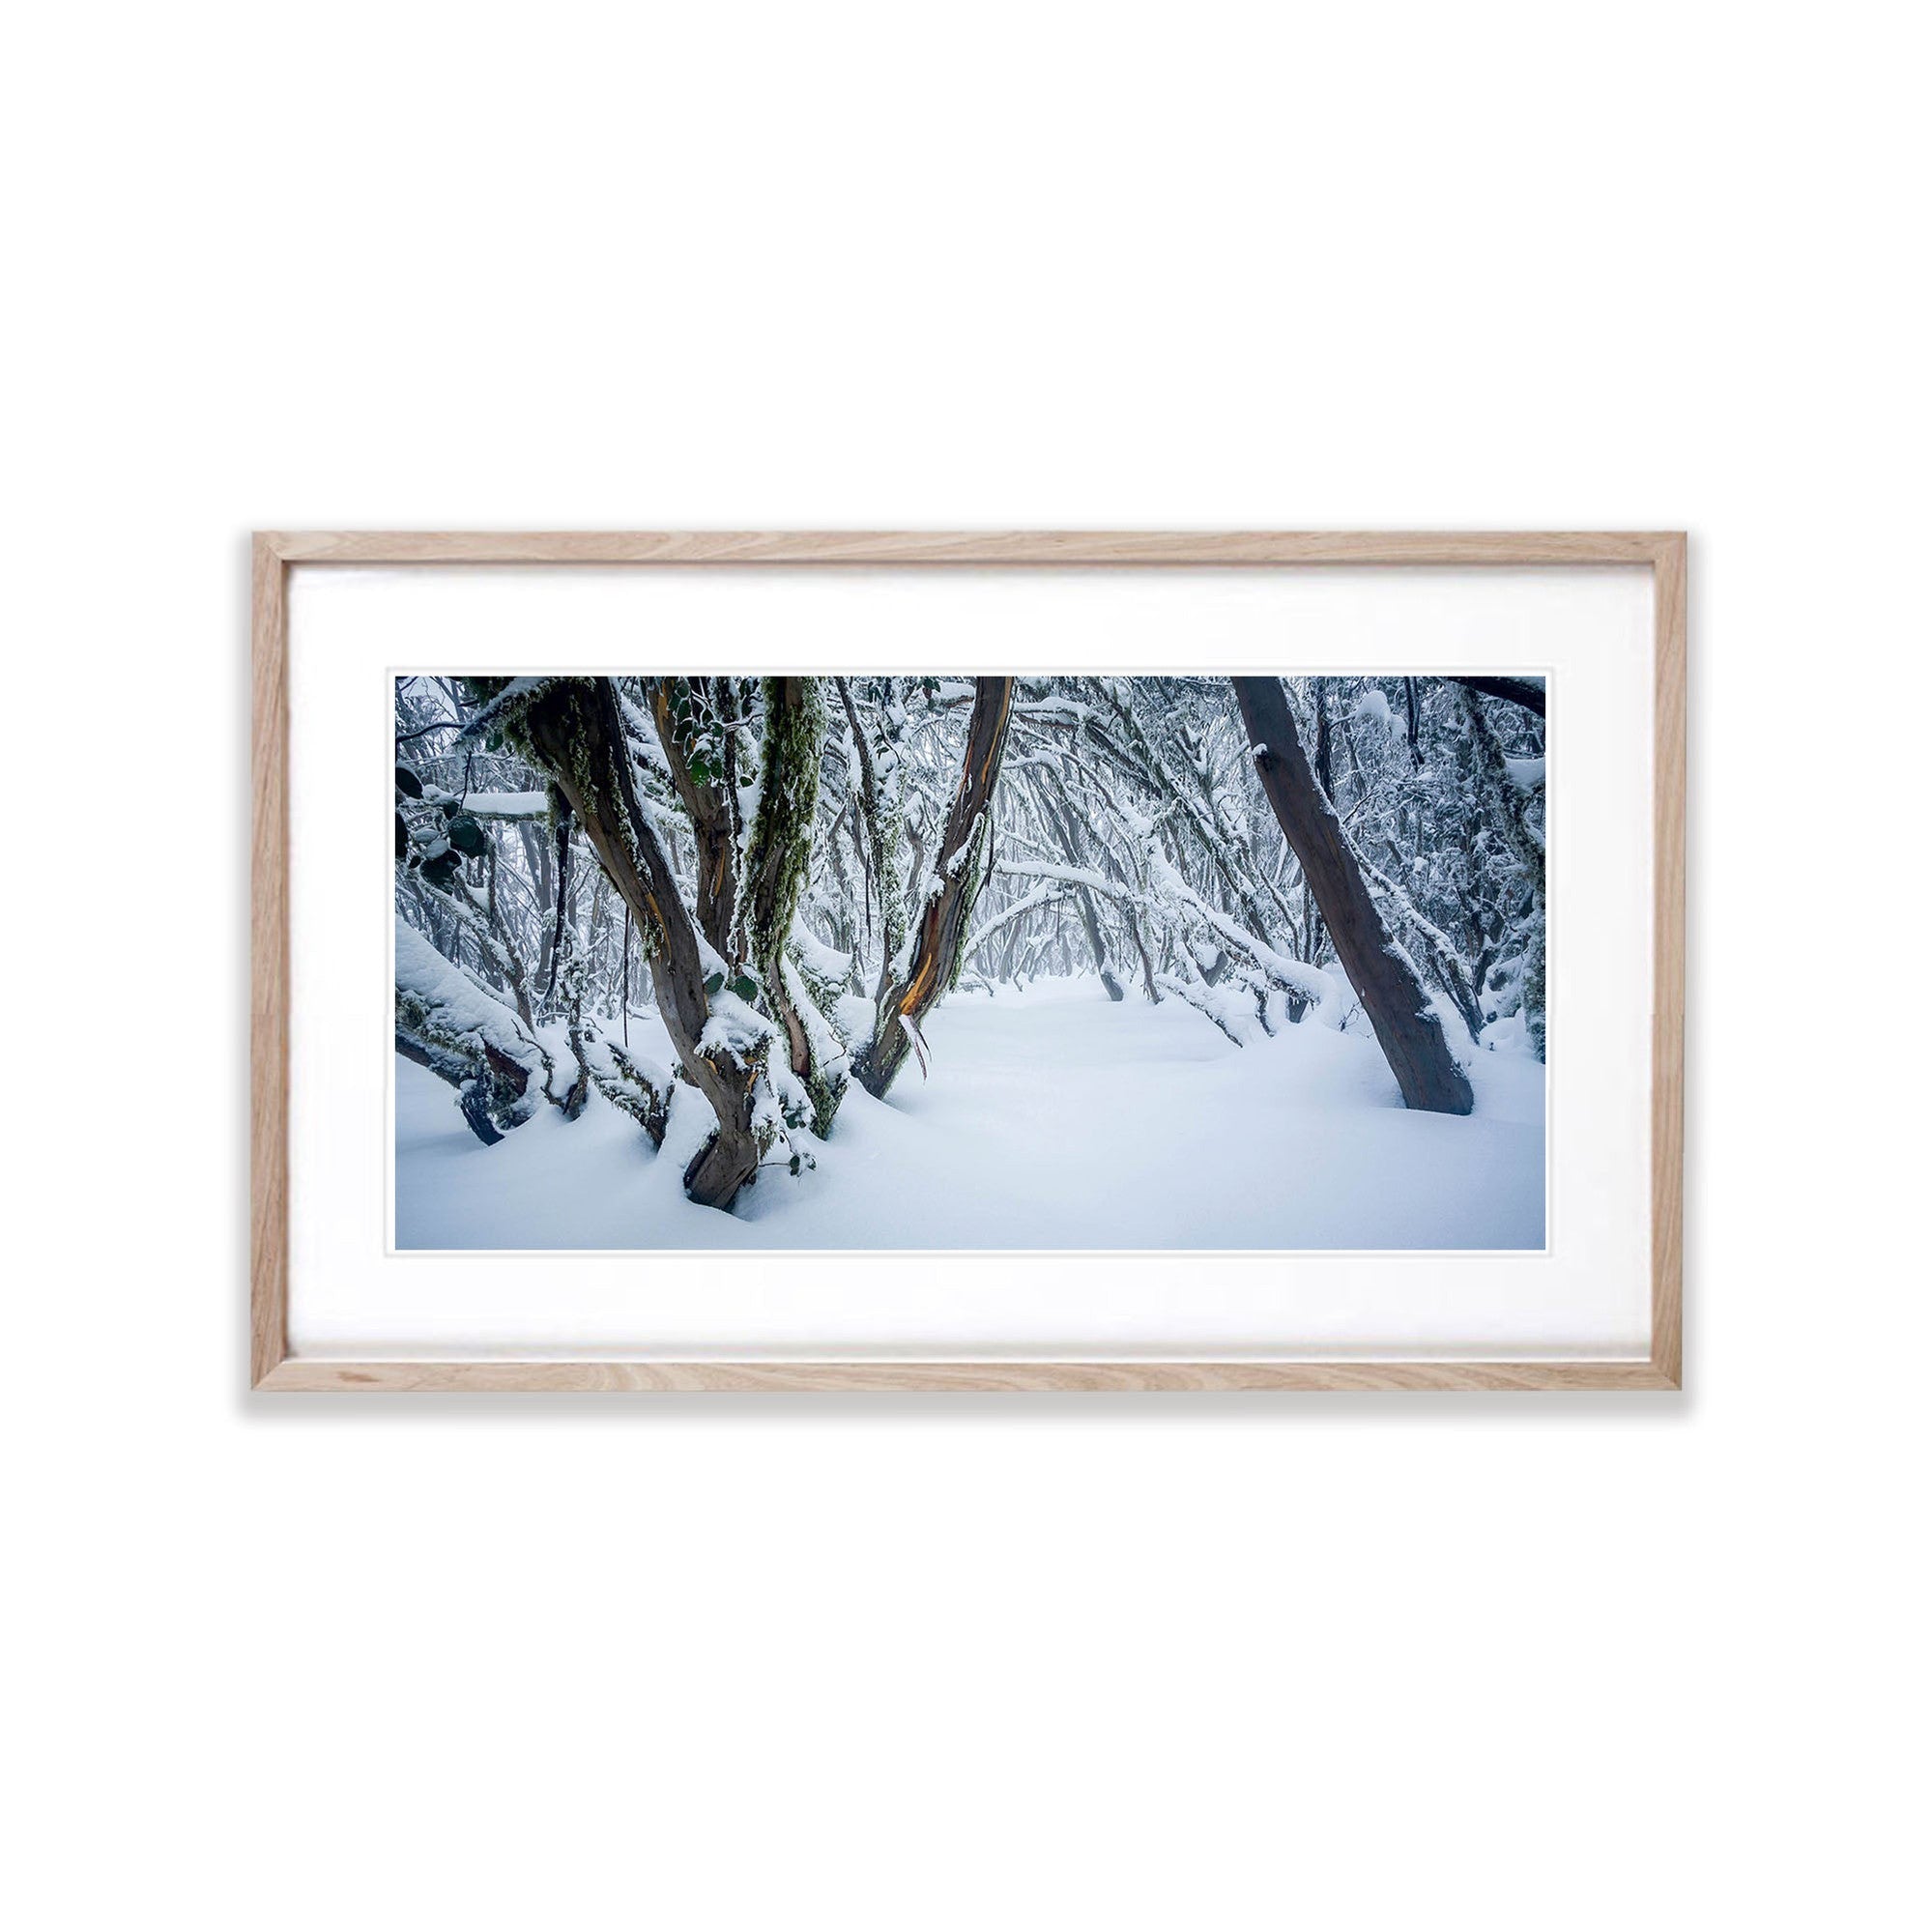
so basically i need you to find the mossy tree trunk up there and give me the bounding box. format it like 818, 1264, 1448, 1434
738, 678, 848, 1136
520, 678, 766, 1208
392, 921, 551, 1145
393, 1028, 529, 1145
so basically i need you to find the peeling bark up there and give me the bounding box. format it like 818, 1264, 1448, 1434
855, 677, 1016, 1098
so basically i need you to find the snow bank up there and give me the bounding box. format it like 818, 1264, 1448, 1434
397, 976, 1544, 1251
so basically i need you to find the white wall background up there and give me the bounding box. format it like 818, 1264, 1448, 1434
6, 5, 1924, 1929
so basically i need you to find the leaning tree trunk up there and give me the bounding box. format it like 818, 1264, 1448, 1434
1230, 677, 1474, 1115
855, 677, 1016, 1098
518, 678, 766, 1208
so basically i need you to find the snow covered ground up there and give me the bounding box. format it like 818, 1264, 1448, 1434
395, 977, 1545, 1251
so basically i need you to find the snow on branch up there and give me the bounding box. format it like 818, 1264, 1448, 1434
460, 790, 551, 822
394, 918, 551, 1140
455, 677, 557, 743
963, 879, 1072, 960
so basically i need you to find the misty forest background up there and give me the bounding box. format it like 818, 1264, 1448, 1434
393, 673, 1548, 1249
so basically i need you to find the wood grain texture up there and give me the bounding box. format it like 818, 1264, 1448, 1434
259, 1360, 1678, 1393
263, 530, 1681, 567
1650, 535, 1687, 1387
250, 530, 1687, 1392
250, 537, 290, 1386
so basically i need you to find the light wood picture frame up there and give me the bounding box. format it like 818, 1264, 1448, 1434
251, 532, 1685, 1392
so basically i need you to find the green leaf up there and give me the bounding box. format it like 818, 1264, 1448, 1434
395, 764, 423, 797
704, 970, 725, 996
729, 973, 759, 1002
447, 813, 488, 857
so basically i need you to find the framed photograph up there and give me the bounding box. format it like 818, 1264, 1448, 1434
252, 533, 1684, 1391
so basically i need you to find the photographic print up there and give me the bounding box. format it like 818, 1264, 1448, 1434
393, 670, 1548, 1252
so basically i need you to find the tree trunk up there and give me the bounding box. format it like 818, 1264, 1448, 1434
394, 919, 550, 1142
1072, 885, 1124, 1000
521, 678, 765, 1208
1122, 907, 1160, 1002
1230, 677, 1474, 1115
855, 677, 1016, 1097
394, 1028, 515, 1144
649, 677, 742, 961
833, 676, 906, 1016
1039, 773, 1123, 999
739, 677, 848, 1136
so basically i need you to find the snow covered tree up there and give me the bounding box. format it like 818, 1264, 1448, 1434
501, 678, 791, 1208
1231, 677, 1474, 1114
853, 677, 1015, 1096
737, 677, 849, 1135
393, 920, 551, 1144
392, 667, 1544, 1227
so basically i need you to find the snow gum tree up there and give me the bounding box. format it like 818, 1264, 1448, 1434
647, 676, 744, 960
393, 921, 550, 1145
417, 673, 855, 1211
737, 677, 849, 1136
497, 677, 783, 1209
1230, 677, 1474, 1114
832, 674, 908, 1015
853, 677, 1016, 1098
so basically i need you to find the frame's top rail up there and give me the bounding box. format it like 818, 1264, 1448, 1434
261, 531, 1683, 567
